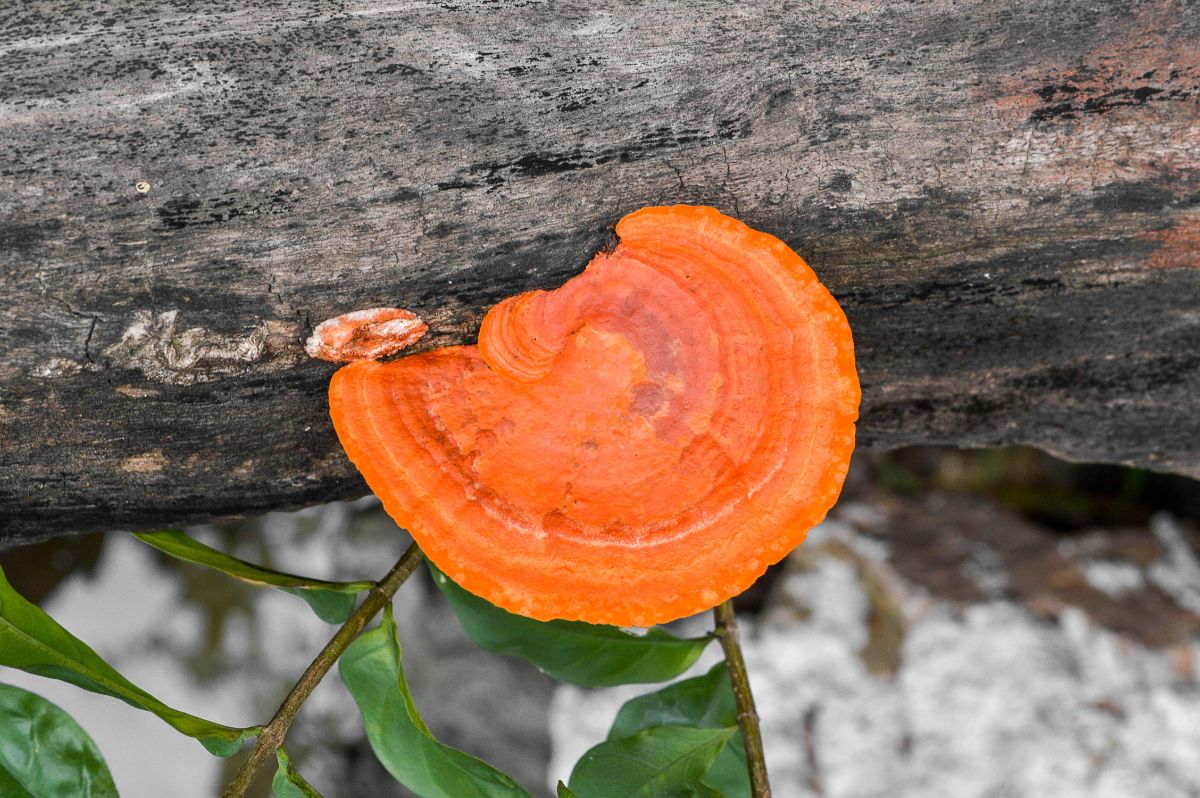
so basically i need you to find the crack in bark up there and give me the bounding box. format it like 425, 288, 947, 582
82, 317, 97, 365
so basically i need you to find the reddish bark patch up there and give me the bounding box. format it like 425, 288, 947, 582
1138, 216, 1200, 269
989, 1, 1200, 192
995, 1, 1200, 124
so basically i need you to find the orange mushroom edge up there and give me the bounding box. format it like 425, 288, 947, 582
324, 205, 860, 627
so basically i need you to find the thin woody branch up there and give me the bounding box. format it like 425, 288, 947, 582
714, 599, 771, 798
220, 542, 424, 798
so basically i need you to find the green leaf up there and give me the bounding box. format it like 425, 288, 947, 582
609, 663, 750, 798
429, 563, 713, 687
609, 663, 736, 739
568, 726, 736, 798
133, 530, 372, 624
690, 741, 749, 798
684, 781, 725, 798
0, 683, 117, 798
557, 782, 580, 798
0, 564, 258, 756
272, 748, 323, 798
339, 606, 530, 798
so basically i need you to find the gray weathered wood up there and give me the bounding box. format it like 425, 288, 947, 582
3, 0, 1199, 543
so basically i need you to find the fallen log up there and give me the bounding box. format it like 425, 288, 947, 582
2, 0, 1198, 542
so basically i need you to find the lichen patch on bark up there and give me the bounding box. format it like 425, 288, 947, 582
120, 450, 168, 474
29, 357, 83, 379
114, 385, 160, 398
103, 311, 301, 384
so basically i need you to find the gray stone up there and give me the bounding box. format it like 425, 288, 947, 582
550, 505, 1200, 798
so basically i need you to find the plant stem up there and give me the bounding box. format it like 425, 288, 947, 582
713, 600, 771, 798
220, 541, 424, 798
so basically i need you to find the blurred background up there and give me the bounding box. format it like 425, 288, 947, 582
2, 445, 1199, 797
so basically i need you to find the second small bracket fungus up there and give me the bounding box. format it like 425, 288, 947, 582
305, 308, 428, 363
329, 205, 860, 626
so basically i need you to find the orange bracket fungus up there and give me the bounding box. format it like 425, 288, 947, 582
305, 307, 428, 362
324, 205, 860, 626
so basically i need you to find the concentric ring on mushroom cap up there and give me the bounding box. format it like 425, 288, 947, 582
330, 205, 860, 626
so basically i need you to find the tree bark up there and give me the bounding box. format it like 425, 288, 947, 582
2, 0, 1198, 543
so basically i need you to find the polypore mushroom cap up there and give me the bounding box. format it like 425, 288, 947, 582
329, 205, 859, 626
